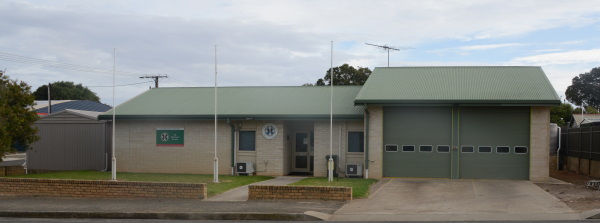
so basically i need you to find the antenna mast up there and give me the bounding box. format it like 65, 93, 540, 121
365, 43, 411, 67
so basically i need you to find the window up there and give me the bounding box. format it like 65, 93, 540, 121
239, 131, 256, 151
420, 145, 433, 152
461, 146, 474, 153
515, 146, 528, 154
402, 145, 415, 152
348, 132, 364, 152
478, 146, 492, 153
385, 144, 398, 152
437, 145, 450, 153
497, 146, 510, 154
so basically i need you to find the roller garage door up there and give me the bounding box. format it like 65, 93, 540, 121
383, 106, 530, 180
459, 107, 530, 179
383, 107, 452, 178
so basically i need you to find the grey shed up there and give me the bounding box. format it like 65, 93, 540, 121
27, 109, 112, 171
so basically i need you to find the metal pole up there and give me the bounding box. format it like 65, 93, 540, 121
387, 49, 390, 67
111, 48, 117, 181
47, 83, 51, 114
214, 45, 219, 183
328, 41, 334, 182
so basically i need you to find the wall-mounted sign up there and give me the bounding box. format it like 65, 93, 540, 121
262, 123, 278, 140
156, 128, 184, 147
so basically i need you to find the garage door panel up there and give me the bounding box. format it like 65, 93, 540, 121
459, 107, 530, 180
383, 107, 452, 178
460, 153, 529, 179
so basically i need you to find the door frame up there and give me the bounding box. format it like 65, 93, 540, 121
292, 131, 314, 173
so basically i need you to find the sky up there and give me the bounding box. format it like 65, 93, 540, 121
1, 0, 599, 106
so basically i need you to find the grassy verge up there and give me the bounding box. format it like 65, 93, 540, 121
7, 170, 273, 197
290, 177, 378, 198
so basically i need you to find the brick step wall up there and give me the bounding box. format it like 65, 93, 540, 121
0, 178, 207, 199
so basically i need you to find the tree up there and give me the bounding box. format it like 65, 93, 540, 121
573, 106, 599, 115
315, 64, 372, 86
0, 72, 39, 160
550, 103, 573, 126
565, 67, 600, 110
33, 81, 100, 102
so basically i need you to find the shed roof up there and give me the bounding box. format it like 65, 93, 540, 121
98, 86, 364, 120
355, 66, 561, 105
35, 100, 112, 114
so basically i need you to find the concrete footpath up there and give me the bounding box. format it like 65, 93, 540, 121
0, 196, 343, 221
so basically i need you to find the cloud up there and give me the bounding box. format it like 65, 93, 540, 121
1, 0, 600, 105
509, 49, 600, 65
455, 43, 526, 51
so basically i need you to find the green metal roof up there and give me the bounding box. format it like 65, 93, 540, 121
98, 86, 364, 120
354, 66, 561, 105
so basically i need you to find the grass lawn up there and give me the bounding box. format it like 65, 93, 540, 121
290, 177, 378, 198
7, 170, 273, 197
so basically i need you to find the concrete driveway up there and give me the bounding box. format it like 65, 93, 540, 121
330, 178, 579, 221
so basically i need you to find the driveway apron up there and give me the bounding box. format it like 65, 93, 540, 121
331, 178, 578, 221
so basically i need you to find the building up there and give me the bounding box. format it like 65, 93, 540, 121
569, 114, 600, 128
27, 109, 112, 171
99, 66, 560, 181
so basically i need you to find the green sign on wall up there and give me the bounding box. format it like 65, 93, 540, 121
156, 128, 184, 147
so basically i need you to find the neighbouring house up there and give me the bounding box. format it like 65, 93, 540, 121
569, 114, 600, 128
27, 109, 112, 172
34, 100, 112, 116
98, 66, 560, 182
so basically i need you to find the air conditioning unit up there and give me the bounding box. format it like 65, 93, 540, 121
236, 162, 254, 175
346, 164, 363, 177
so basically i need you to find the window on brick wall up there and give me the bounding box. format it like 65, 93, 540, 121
348, 131, 364, 152
239, 131, 256, 151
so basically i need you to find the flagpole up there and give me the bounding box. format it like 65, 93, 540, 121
328, 41, 334, 182
214, 45, 219, 183
111, 48, 117, 181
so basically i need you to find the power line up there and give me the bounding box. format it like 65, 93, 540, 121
87, 81, 154, 87
365, 43, 413, 67
164, 77, 199, 87
0, 51, 143, 76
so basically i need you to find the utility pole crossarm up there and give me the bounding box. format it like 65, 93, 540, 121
139, 75, 168, 88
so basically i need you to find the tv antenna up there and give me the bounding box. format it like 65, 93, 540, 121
365, 43, 412, 67
139, 75, 168, 88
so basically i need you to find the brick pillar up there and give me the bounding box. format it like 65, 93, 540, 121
530, 106, 550, 182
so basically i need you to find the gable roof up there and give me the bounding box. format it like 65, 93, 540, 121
98, 86, 364, 120
355, 66, 561, 106
35, 100, 112, 114
569, 114, 600, 128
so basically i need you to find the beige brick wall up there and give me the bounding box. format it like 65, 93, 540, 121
367, 106, 383, 179
255, 121, 286, 176
530, 106, 550, 182
313, 120, 364, 177
116, 120, 232, 174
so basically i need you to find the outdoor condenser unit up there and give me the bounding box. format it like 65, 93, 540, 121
236, 162, 254, 175
346, 164, 363, 177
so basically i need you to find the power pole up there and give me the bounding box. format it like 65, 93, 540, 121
139, 75, 168, 88
365, 43, 412, 67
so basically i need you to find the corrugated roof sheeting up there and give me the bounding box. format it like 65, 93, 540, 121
35, 100, 112, 113
100, 86, 364, 119
355, 66, 561, 105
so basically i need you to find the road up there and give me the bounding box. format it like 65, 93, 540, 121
1, 218, 600, 223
